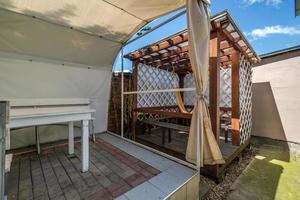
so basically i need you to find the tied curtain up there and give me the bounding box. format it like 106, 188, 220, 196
185, 0, 225, 167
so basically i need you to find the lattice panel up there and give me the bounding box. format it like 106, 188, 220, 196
136, 107, 179, 121
183, 70, 231, 107
184, 73, 197, 106
239, 55, 252, 144
220, 67, 232, 108
137, 64, 179, 108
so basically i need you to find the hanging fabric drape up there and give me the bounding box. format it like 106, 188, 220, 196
174, 90, 192, 114
170, 68, 193, 114
185, 0, 225, 167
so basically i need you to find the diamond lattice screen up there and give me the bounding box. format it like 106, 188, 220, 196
183, 70, 230, 107
184, 73, 197, 106
220, 67, 232, 108
137, 64, 179, 108
239, 55, 252, 144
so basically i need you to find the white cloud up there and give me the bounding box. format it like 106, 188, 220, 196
249, 25, 300, 38
242, 0, 282, 7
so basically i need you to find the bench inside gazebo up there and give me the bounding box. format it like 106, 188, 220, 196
123, 11, 259, 180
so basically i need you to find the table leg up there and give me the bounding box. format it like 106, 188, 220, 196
81, 120, 89, 172
35, 127, 40, 154
5, 127, 10, 150
68, 122, 74, 154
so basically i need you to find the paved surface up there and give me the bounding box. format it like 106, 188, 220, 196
227, 138, 300, 200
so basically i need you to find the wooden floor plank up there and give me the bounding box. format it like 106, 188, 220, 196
30, 155, 49, 200
54, 149, 90, 198
94, 141, 135, 179
87, 146, 113, 176
18, 157, 33, 200
7, 157, 20, 200
89, 144, 124, 181
40, 154, 65, 200
68, 154, 98, 187
64, 148, 104, 199
73, 146, 112, 188
48, 152, 81, 200
7, 138, 155, 200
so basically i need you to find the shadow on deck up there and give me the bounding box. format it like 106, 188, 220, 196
7, 133, 199, 200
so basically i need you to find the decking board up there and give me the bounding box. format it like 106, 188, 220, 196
7, 138, 160, 200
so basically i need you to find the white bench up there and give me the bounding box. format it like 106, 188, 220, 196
5, 98, 95, 172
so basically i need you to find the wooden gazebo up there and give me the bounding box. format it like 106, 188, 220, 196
124, 11, 259, 180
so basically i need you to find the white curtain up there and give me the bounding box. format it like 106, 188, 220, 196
185, 0, 225, 167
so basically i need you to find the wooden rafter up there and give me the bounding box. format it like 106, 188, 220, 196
126, 11, 260, 73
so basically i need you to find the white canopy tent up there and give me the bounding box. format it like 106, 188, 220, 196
0, 0, 185, 148
0, 0, 185, 67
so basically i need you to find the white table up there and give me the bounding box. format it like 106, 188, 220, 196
5, 98, 95, 172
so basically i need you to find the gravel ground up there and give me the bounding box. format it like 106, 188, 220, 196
201, 145, 259, 200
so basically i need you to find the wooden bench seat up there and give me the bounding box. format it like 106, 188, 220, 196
141, 119, 189, 145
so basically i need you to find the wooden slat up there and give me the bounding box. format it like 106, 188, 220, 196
39, 155, 65, 200
55, 149, 89, 198
7, 141, 157, 200
142, 119, 190, 132
88, 145, 123, 184
220, 40, 231, 50
142, 45, 189, 63
222, 30, 256, 64
143, 52, 189, 66
48, 153, 81, 200
30, 155, 50, 200
129, 32, 188, 60
134, 108, 192, 119
18, 158, 34, 200
151, 58, 190, 68
7, 157, 20, 200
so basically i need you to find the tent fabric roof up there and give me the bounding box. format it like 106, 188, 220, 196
0, 0, 185, 67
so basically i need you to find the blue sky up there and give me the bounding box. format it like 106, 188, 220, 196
114, 0, 300, 71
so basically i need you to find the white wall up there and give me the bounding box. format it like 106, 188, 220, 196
0, 53, 112, 149
252, 56, 300, 144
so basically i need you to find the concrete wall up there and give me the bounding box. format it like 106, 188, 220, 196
252, 56, 300, 144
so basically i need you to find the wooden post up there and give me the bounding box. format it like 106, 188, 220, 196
131, 61, 139, 140
231, 50, 240, 146
209, 31, 220, 144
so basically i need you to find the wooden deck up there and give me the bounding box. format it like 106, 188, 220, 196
7, 138, 160, 200
136, 128, 239, 161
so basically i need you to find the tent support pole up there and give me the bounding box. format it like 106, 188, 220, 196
121, 47, 124, 138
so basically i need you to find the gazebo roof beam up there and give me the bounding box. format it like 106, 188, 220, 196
129, 32, 188, 60
152, 58, 190, 68
143, 52, 189, 66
